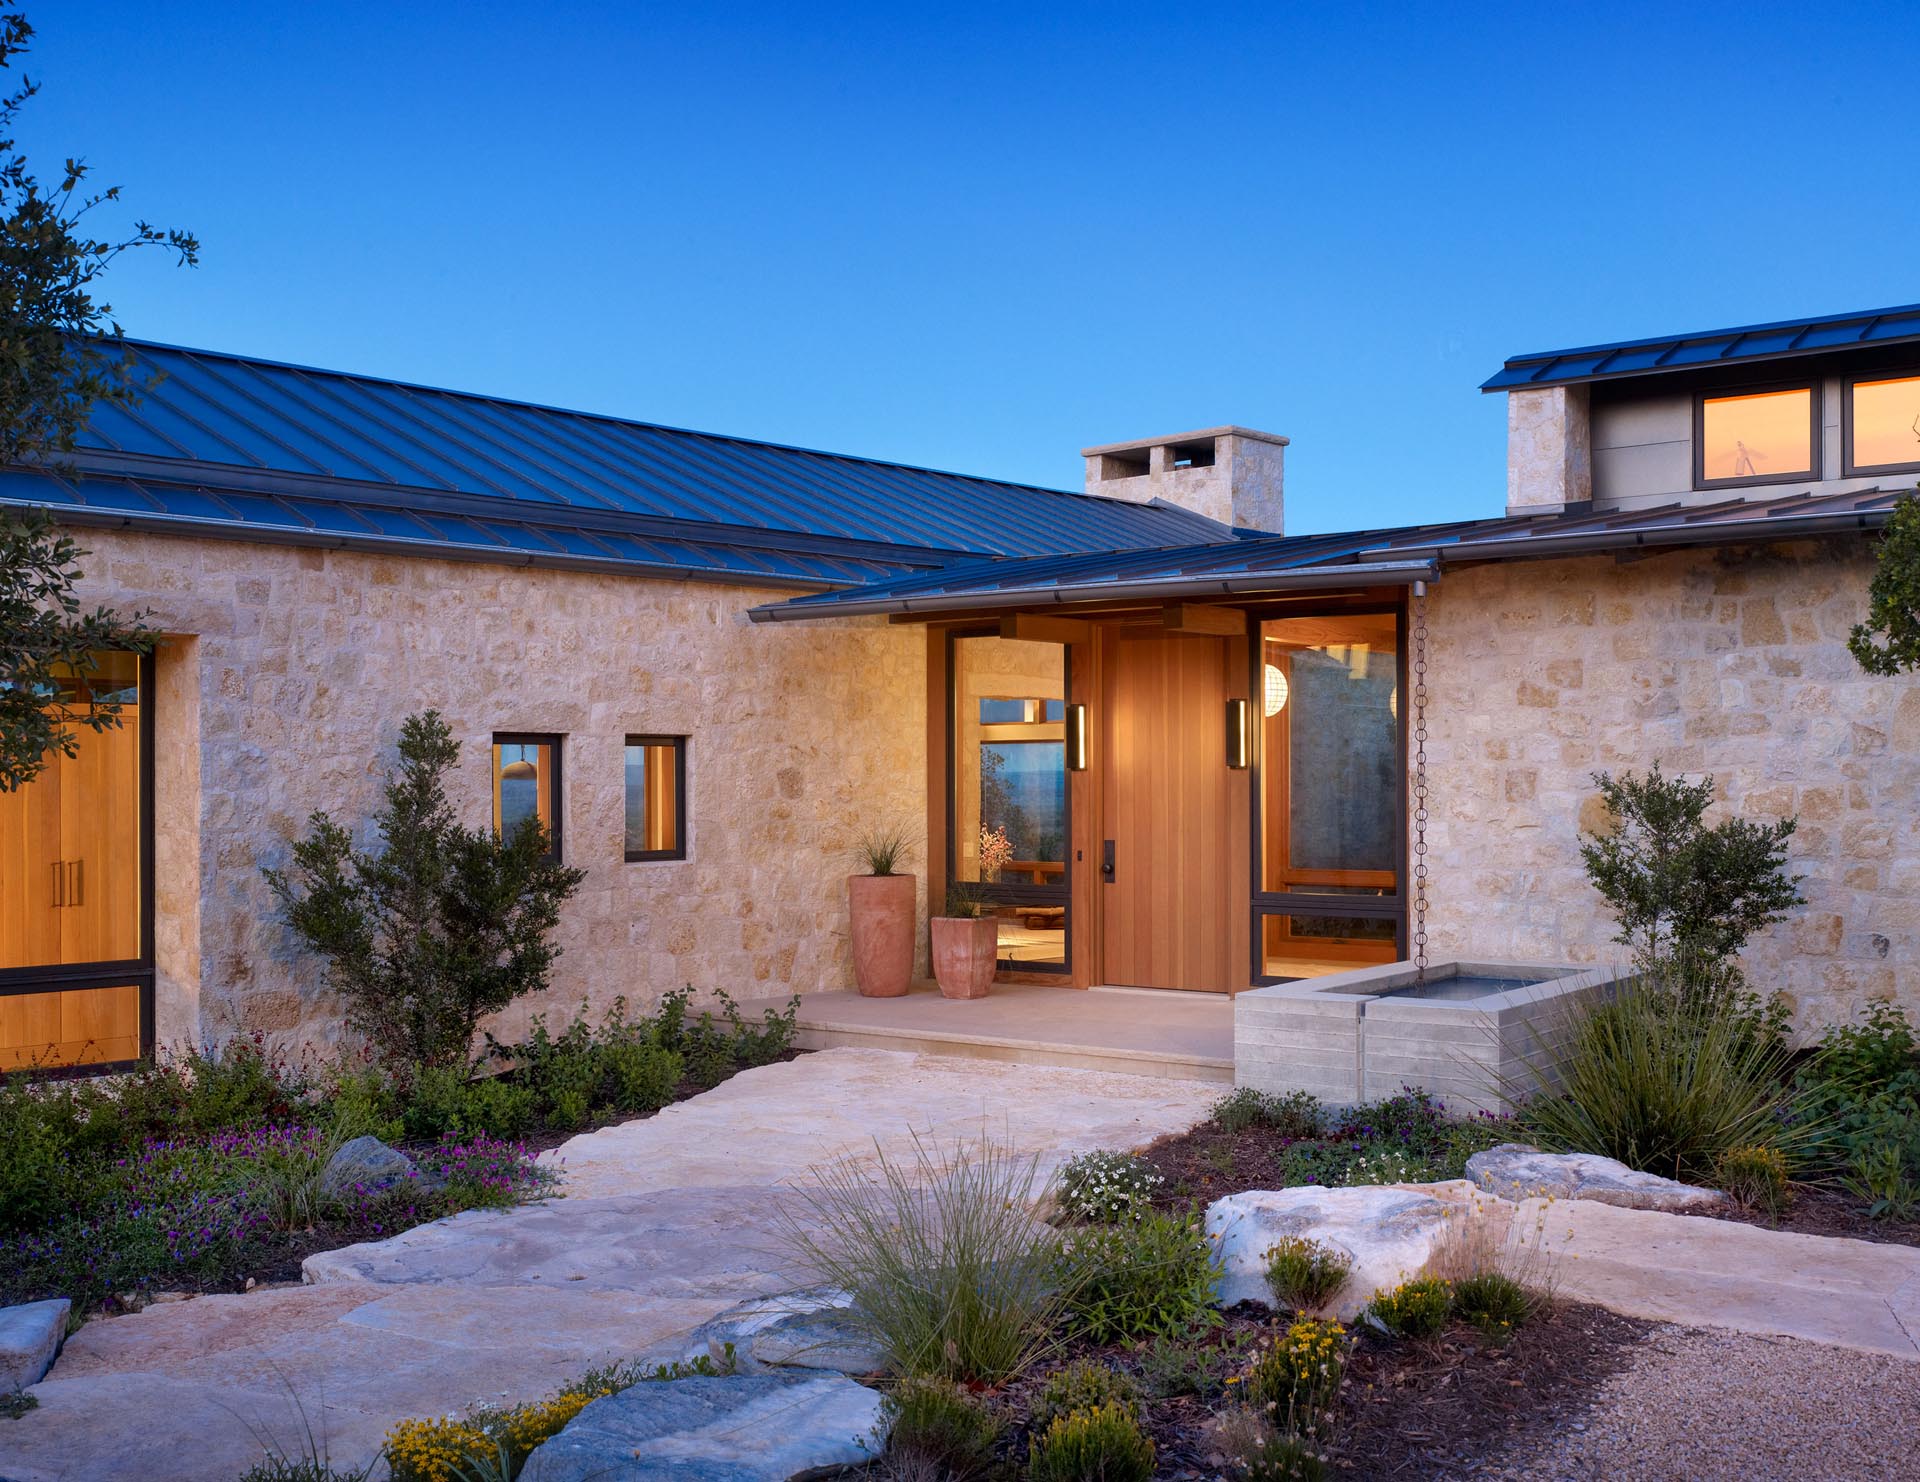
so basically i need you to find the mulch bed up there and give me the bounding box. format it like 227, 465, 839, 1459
1137, 1120, 1359, 1213
996, 1300, 1651, 1481
1688, 1182, 1920, 1249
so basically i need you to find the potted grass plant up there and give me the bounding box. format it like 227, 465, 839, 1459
848, 822, 917, 997
931, 826, 1010, 1000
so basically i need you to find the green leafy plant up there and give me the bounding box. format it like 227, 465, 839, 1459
1060, 1210, 1218, 1344
1364, 1277, 1452, 1339
1032, 1359, 1141, 1431
780, 1132, 1070, 1383
1133, 1331, 1251, 1401
1209, 1087, 1322, 1137
1025, 1403, 1154, 1482
1057, 1150, 1161, 1224
1842, 1141, 1920, 1222
1263, 1237, 1351, 1312
1506, 979, 1813, 1184
1850, 490, 1920, 675
1579, 763, 1802, 1000
264, 712, 587, 1068
881, 1377, 1002, 1482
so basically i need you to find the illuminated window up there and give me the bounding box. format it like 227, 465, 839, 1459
1847, 374, 1920, 475
1696, 386, 1816, 486
624, 736, 686, 861
491, 734, 561, 862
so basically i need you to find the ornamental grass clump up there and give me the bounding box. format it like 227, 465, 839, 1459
780, 1132, 1070, 1383
1057, 1149, 1161, 1223
1449, 1270, 1535, 1341
881, 1377, 1003, 1482
1263, 1237, 1351, 1312
1363, 1277, 1452, 1339
1060, 1210, 1219, 1344
1025, 1403, 1154, 1482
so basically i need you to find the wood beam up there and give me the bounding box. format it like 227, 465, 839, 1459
999, 613, 1094, 645
1161, 602, 1247, 636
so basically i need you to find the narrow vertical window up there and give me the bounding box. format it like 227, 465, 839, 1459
624, 736, 686, 861
492, 734, 562, 862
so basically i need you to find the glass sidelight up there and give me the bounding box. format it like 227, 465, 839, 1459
1254, 611, 1403, 980
949, 633, 1069, 970
0, 650, 151, 1069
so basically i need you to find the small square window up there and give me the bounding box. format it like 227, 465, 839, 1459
1696, 386, 1817, 487
492, 734, 562, 862
625, 736, 686, 861
1846, 374, 1920, 476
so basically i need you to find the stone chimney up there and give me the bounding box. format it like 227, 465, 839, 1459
1506, 385, 1591, 514
1081, 426, 1286, 533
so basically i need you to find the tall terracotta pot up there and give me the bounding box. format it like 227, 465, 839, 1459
931, 916, 999, 999
848, 873, 916, 997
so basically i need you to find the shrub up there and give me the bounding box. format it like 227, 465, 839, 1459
264, 711, 587, 1068
1026, 1403, 1154, 1482
1842, 1141, 1920, 1222
1134, 1331, 1249, 1401
1450, 1270, 1536, 1340
883, 1377, 1003, 1482
1796, 1002, 1920, 1220
1364, 1277, 1452, 1339
1057, 1150, 1161, 1223
1578, 763, 1803, 1001
0, 1078, 71, 1233
1061, 1210, 1218, 1344
1032, 1360, 1141, 1430
1263, 1237, 1351, 1312
1718, 1143, 1792, 1216
1214, 1409, 1327, 1482
1507, 980, 1812, 1184
1210, 1088, 1322, 1137
1236, 1319, 1346, 1425
780, 1133, 1069, 1383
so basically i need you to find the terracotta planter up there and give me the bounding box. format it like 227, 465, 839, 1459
848, 873, 916, 997
931, 915, 999, 999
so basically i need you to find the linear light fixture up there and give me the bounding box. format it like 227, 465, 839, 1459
1064, 702, 1088, 771
1226, 697, 1250, 769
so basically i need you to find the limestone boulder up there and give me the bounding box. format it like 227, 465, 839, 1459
0, 1297, 69, 1391
319, 1136, 423, 1200
1206, 1184, 1470, 1320
520, 1373, 887, 1482
1465, 1144, 1727, 1212
685, 1287, 887, 1376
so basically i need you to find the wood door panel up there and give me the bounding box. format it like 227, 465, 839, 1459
0, 751, 62, 969
0, 983, 140, 1069
59, 714, 142, 965
1101, 633, 1244, 992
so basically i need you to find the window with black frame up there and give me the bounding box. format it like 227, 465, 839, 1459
950, 633, 1069, 970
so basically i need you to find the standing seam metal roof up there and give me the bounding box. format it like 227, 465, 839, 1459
21, 338, 1232, 572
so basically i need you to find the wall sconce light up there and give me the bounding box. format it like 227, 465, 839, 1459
1225, 698, 1250, 769
1064, 703, 1088, 771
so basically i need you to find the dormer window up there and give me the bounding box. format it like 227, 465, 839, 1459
1845, 374, 1920, 477
1694, 385, 1817, 489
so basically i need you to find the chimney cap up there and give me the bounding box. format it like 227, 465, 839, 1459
1080, 425, 1290, 458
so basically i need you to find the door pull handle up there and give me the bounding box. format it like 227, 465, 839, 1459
52, 859, 63, 907
72, 859, 82, 908
1100, 840, 1116, 882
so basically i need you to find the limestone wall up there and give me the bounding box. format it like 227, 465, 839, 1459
1418, 538, 1920, 1033
73, 530, 928, 1051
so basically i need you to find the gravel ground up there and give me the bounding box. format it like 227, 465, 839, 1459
1482, 1324, 1920, 1481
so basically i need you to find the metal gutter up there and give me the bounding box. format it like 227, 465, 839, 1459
3, 498, 854, 593
747, 559, 1440, 623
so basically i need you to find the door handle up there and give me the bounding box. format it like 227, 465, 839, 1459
71, 859, 82, 908
52, 860, 63, 908
1101, 840, 1116, 882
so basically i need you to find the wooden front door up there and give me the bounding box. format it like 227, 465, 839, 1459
1099, 630, 1248, 991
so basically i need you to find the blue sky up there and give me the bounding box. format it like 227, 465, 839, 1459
24, 3, 1920, 532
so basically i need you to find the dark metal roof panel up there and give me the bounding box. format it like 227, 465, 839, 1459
54, 338, 1233, 561
1482, 302, 1920, 392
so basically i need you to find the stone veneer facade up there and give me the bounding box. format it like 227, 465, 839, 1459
1419, 537, 1919, 1031
74, 530, 927, 1051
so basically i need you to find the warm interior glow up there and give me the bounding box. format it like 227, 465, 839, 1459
1851, 375, 1920, 470
1263, 662, 1289, 717
1700, 387, 1813, 482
